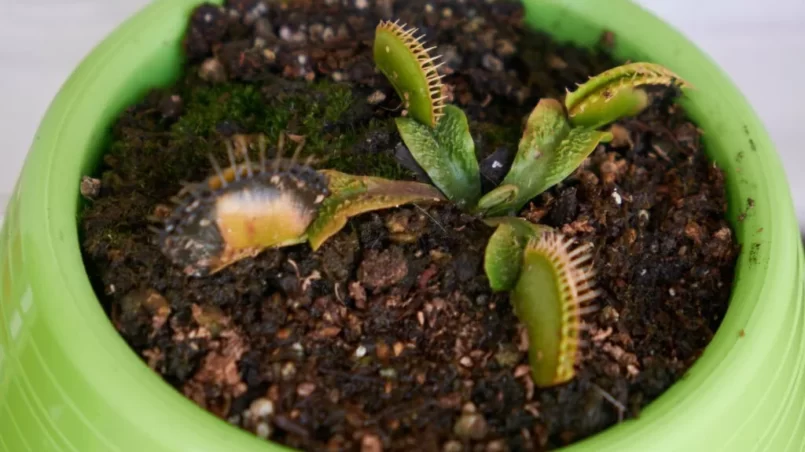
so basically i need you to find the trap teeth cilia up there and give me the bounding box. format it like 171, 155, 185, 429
373, 19, 447, 127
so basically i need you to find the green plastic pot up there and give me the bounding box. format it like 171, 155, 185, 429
1, 0, 803, 450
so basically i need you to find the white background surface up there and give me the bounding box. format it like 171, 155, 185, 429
1, 0, 804, 225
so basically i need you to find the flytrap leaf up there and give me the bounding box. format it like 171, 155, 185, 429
307, 170, 446, 250
374, 20, 446, 128
395, 105, 482, 208
565, 62, 692, 129
156, 136, 329, 277
482, 217, 551, 292
481, 99, 611, 216
510, 230, 599, 388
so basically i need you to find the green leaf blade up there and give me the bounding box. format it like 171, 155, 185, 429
307, 171, 445, 250
395, 105, 481, 207
506, 99, 570, 185
539, 127, 611, 193
487, 98, 609, 216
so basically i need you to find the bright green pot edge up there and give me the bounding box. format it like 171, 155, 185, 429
0, 0, 803, 451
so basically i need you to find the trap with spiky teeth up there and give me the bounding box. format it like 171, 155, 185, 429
374, 19, 447, 128
154, 134, 328, 277
511, 229, 600, 388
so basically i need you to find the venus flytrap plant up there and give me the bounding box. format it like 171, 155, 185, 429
375, 21, 689, 219
371, 25, 688, 387
477, 63, 690, 216
375, 21, 482, 207
476, 99, 612, 217
157, 20, 687, 391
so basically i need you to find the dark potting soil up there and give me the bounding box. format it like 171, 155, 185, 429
78, 0, 740, 450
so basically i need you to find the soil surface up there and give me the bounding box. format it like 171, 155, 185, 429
79, 0, 740, 451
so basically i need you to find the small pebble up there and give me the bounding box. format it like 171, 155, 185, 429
495, 39, 516, 57
482, 53, 504, 72
638, 209, 650, 223
601, 305, 620, 322
249, 398, 274, 418
443, 440, 463, 452
291, 342, 304, 355
361, 434, 383, 452
199, 58, 227, 83
279, 26, 292, 40
256, 422, 272, 439
80, 176, 101, 199
309, 23, 324, 41
367, 90, 387, 105
297, 382, 316, 397
243, 1, 268, 25
355, 345, 367, 358
440, 45, 462, 69
611, 191, 622, 205
453, 412, 488, 440
280, 26, 307, 43
281, 362, 296, 380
